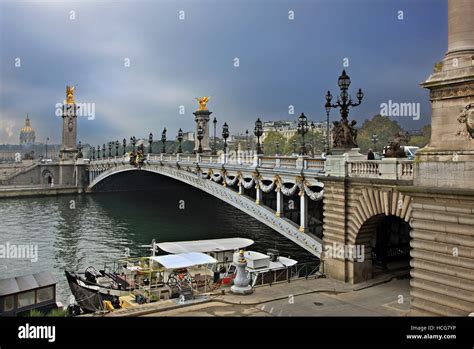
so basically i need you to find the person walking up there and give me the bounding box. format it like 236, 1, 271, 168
367, 148, 375, 160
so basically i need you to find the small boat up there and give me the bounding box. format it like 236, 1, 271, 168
66, 237, 299, 314
65, 252, 217, 313
155, 238, 299, 287
0, 271, 63, 317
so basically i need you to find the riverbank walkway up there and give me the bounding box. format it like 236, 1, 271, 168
104, 273, 410, 317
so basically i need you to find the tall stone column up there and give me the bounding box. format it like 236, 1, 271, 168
405, 0, 474, 316
417, 0, 474, 187
60, 86, 79, 162
193, 97, 212, 154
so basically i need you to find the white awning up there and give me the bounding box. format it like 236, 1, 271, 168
149, 252, 217, 269
156, 238, 254, 254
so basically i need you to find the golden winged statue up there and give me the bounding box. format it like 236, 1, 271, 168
196, 96, 209, 111
66, 85, 75, 104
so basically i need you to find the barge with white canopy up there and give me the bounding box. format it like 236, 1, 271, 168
65, 251, 217, 313
155, 237, 299, 287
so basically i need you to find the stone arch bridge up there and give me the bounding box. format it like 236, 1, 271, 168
87, 152, 416, 284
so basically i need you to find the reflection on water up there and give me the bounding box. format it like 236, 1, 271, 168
0, 182, 316, 304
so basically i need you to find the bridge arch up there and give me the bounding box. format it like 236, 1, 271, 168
87, 163, 323, 257
41, 169, 54, 184
350, 188, 413, 283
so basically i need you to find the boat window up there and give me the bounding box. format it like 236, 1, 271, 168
3, 295, 14, 312
17, 291, 35, 308
36, 286, 54, 303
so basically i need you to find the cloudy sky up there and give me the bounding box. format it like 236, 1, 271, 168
0, 0, 446, 145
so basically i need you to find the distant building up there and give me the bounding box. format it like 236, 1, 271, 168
230, 133, 254, 143
181, 131, 195, 142
262, 119, 331, 141
19, 114, 36, 145
262, 120, 297, 141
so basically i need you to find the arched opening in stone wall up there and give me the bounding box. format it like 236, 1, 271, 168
41, 169, 54, 185
355, 214, 411, 280
308, 196, 324, 240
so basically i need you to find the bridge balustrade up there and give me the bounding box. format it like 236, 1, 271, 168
306, 158, 325, 171
89, 153, 414, 180
347, 159, 414, 180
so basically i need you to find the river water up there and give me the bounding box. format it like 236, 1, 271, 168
0, 177, 316, 305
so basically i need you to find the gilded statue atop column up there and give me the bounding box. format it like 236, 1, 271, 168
196, 96, 209, 111
65, 86, 75, 104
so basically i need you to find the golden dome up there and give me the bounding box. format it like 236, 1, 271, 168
21, 125, 33, 132
20, 114, 34, 133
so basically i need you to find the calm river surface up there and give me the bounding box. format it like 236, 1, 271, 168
0, 180, 316, 304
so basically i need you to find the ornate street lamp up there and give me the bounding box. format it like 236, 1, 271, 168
45, 137, 49, 159
371, 133, 379, 152
108, 142, 112, 157
324, 92, 332, 154
197, 123, 203, 154
297, 112, 309, 155
212, 117, 217, 155
254, 118, 263, 155
115, 140, 119, 156
102, 144, 106, 158
77, 141, 83, 158
131, 136, 136, 153
245, 129, 250, 152
222, 122, 229, 155
325, 70, 364, 149
122, 138, 127, 155
97, 145, 101, 159
92, 146, 95, 160
177, 128, 184, 153
148, 132, 153, 154
311, 121, 315, 157
161, 128, 167, 154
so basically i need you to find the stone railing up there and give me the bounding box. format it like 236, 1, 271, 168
348, 159, 414, 180
90, 153, 413, 180
306, 158, 325, 171
399, 160, 414, 179
260, 156, 277, 168
278, 157, 298, 168
0, 161, 39, 181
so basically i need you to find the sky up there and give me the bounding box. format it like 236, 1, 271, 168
0, 0, 447, 145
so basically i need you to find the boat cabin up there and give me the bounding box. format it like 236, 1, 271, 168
0, 271, 59, 316
156, 237, 254, 273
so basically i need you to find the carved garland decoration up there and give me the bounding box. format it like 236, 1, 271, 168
256, 176, 275, 193
211, 172, 223, 183
280, 182, 300, 196
225, 174, 239, 186
303, 180, 324, 201
241, 176, 255, 189
91, 159, 326, 202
